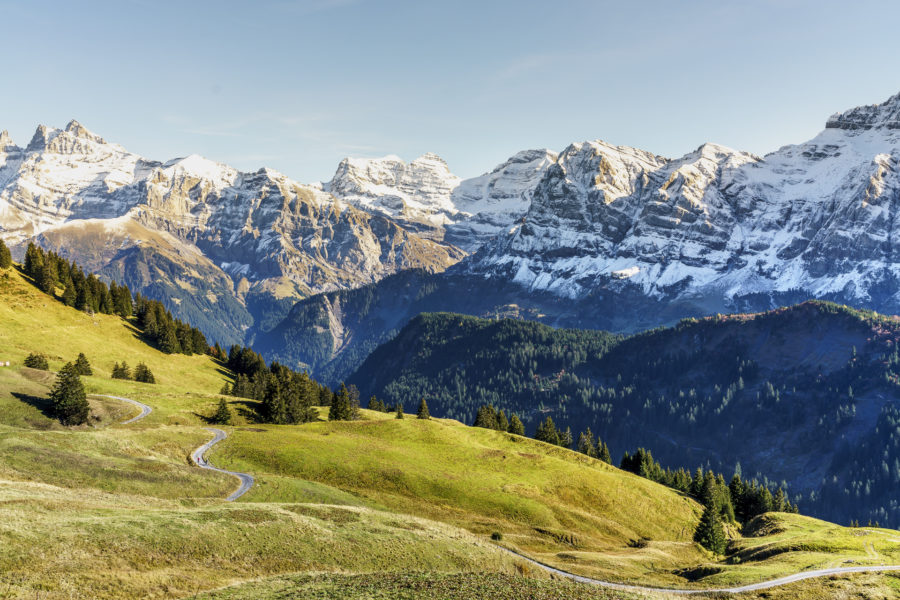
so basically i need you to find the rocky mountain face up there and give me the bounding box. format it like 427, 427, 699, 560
326, 149, 557, 251
5, 92, 900, 371
465, 92, 900, 315
0, 121, 466, 343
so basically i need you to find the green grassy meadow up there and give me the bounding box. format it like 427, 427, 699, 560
1, 265, 899, 599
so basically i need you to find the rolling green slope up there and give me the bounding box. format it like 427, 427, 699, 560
1, 264, 899, 599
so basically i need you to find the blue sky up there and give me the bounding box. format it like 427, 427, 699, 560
2, 0, 899, 181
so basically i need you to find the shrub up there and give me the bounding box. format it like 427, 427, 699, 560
491, 532, 503, 541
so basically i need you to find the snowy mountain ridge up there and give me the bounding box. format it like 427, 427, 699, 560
463, 91, 900, 314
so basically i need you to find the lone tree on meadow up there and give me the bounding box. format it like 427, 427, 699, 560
211, 398, 233, 425
417, 397, 430, 419
73, 353, 93, 376
395, 402, 404, 419
50, 362, 90, 426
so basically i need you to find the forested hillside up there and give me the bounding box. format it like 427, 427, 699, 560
350, 304, 900, 528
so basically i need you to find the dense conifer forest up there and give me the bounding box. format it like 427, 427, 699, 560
350, 308, 900, 528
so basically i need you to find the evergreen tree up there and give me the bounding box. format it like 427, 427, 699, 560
159, 323, 180, 354
559, 426, 573, 449
535, 416, 559, 445
134, 363, 156, 384
0, 238, 11, 269
50, 362, 90, 426
73, 353, 92, 376
577, 428, 597, 457
598, 441, 612, 464
417, 397, 430, 419
111, 362, 131, 380
495, 409, 509, 431
24, 353, 49, 370
395, 402, 404, 419
39, 262, 56, 294
473, 404, 498, 429
24, 242, 42, 278
329, 383, 352, 421
694, 504, 727, 554
508, 414, 525, 436
211, 398, 233, 425
61, 277, 76, 306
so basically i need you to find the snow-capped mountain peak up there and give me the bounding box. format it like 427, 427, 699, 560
826, 92, 900, 131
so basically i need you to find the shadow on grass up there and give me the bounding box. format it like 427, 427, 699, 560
11, 391, 56, 422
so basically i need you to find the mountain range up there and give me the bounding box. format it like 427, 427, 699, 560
4, 92, 900, 378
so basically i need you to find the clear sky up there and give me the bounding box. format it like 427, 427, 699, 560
2, 0, 899, 182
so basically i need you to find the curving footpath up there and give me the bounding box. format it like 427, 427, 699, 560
191, 427, 254, 501
499, 547, 900, 595
97, 394, 153, 424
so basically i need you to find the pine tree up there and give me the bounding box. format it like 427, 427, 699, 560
598, 441, 612, 464
395, 402, 404, 419
24, 242, 42, 278
417, 397, 430, 419
329, 383, 352, 421
694, 504, 727, 554
39, 262, 55, 294
73, 353, 92, 376
559, 426, 573, 449
134, 363, 156, 384
535, 416, 559, 445
773, 487, 786, 512
508, 414, 525, 436
211, 398, 233, 425
50, 362, 90, 426
24, 353, 49, 370
0, 238, 11, 269
111, 362, 131, 380
61, 277, 76, 306
473, 404, 498, 429
495, 409, 509, 431
577, 428, 597, 457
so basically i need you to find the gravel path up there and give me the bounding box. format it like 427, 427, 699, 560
499, 547, 900, 595
191, 427, 254, 501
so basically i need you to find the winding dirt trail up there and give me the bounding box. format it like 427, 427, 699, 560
190, 427, 254, 501
500, 547, 900, 595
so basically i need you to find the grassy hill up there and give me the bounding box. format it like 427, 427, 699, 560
1, 264, 899, 599
349, 307, 900, 528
